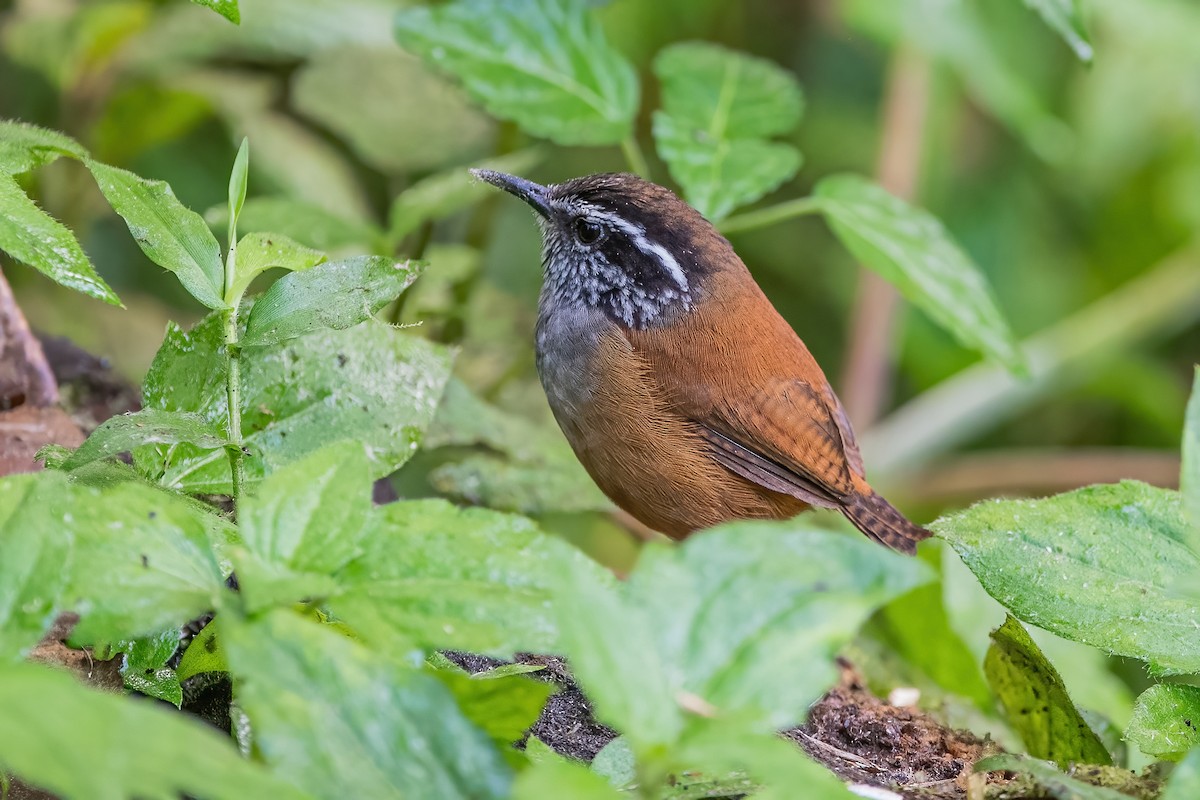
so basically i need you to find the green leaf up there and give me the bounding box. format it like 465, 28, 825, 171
555, 522, 931, 750
0, 174, 121, 305
394, 0, 638, 145
514, 758, 623, 800
0, 662, 310, 799
1164, 747, 1200, 800
0, 473, 73, 660
119, 628, 183, 707
935, 481, 1200, 674
225, 609, 511, 799
241, 256, 420, 347
191, 0, 240, 24
176, 616, 227, 682
389, 148, 545, 244
652, 42, 804, 221
1126, 685, 1200, 760
591, 737, 635, 789
332, 499, 605, 656
59, 409, 227, 472
137, 312, 453, 494
1021, 0, 1093, 63
227, 230, 326, 304
814, 174, 1026, 374
227, 136, 250, 246
1183, 367, 1200, 554
433, 667, 555, 752
985, 616, 1111, 767
86, 159, 227, 309
0, 120, 88, 175
236, 442, 371, 611
65, 481, 227, 643
974, 754, 1134, 800
207, 197, 381, 253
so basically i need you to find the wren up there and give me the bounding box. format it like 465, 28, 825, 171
474, 170, 930, 554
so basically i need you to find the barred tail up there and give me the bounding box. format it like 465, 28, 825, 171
842, 489, 931, 555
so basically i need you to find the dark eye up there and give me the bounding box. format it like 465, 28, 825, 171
573, 217, 604, 245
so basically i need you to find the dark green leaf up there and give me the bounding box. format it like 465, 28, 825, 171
119, 628, 183, 706
394, 0, 638, 145
60, 409, 227, 472
227, 136, 249, 245
236, 442, 371, 611
228, 231, 326, 304
652, 42, 804, 221
556, 523, 931, 749
176, 616, 227, 682
1164, 747, 1200, 800
225, 609, 511, 799
137, 312, 453, 494
332, 499, 605, 656
65, 481, 226, 643
0, 174, 121, 305
513, 758, 622, 800
1126, 685, 1200, 760
1183, 367, 1200, 554
0, 473, 73, 660
86, 159, 227, 309
0, 120, 88, 175
985, 616, 1111, 767
207, 197, 381, 253
389, 148, 544, 244
974, 754, 1134, 800
814, 174, 1026, 374
0, 662, 309, 799
191, 0, 240, 24
241, 256, 420, 346
1021, 0, 1093, 63
935, 481, 1200, 674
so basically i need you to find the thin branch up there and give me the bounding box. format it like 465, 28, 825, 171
620, 135, 650, 179
841, 46, 932, 429
0, 266, 58, 407
717, 197, 822, 235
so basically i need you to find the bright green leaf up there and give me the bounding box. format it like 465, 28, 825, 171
0, 473, 74, 660
191, 0, 240, 24
433, 667, 555, 753
0, 662, 310, 800
814, 174, 1026, 375
137, 312, 453, 494
241, 256, 419, 347
176, 616, 226, 682
225, 610, 511, 799
1164, 747, 1200, 800
65, 481, 226, 643
59, 409, 227, 472
1021, 0, 1093, 63
1183, 367, 1200, 554
119, 628, 183, 707
652, 42, 804, 221
86, 159, 227, 309
1126, 685, 1200, 760
0, 120, 88, 175
227, 231, 326, 304
235, 442, 371, 611
227, 136, 249, 246
974, 754, 1134, 800
389, 148, 545, 244
514, 758, 623, 800
556, 523, 931, 750
207, 197, 381, 253
935, 481, 1200, 674
0, 174, 121, 305
332, 499, 605, 656
394, 0, 638, 145
591, 737, 635, 789
985, 616, 1111, 767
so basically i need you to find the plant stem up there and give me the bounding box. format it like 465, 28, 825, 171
717, 197, 822, 235
621, 135, 650, 179
223, 244, 246, 504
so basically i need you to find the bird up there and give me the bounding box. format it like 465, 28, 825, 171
472, 169, 931, 554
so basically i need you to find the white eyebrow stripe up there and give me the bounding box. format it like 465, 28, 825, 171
584, 208, 690, 293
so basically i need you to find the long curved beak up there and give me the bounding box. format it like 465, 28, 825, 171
471, 169, 551, 218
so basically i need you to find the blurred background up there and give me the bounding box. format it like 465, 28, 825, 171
2, 0, 1198, 758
